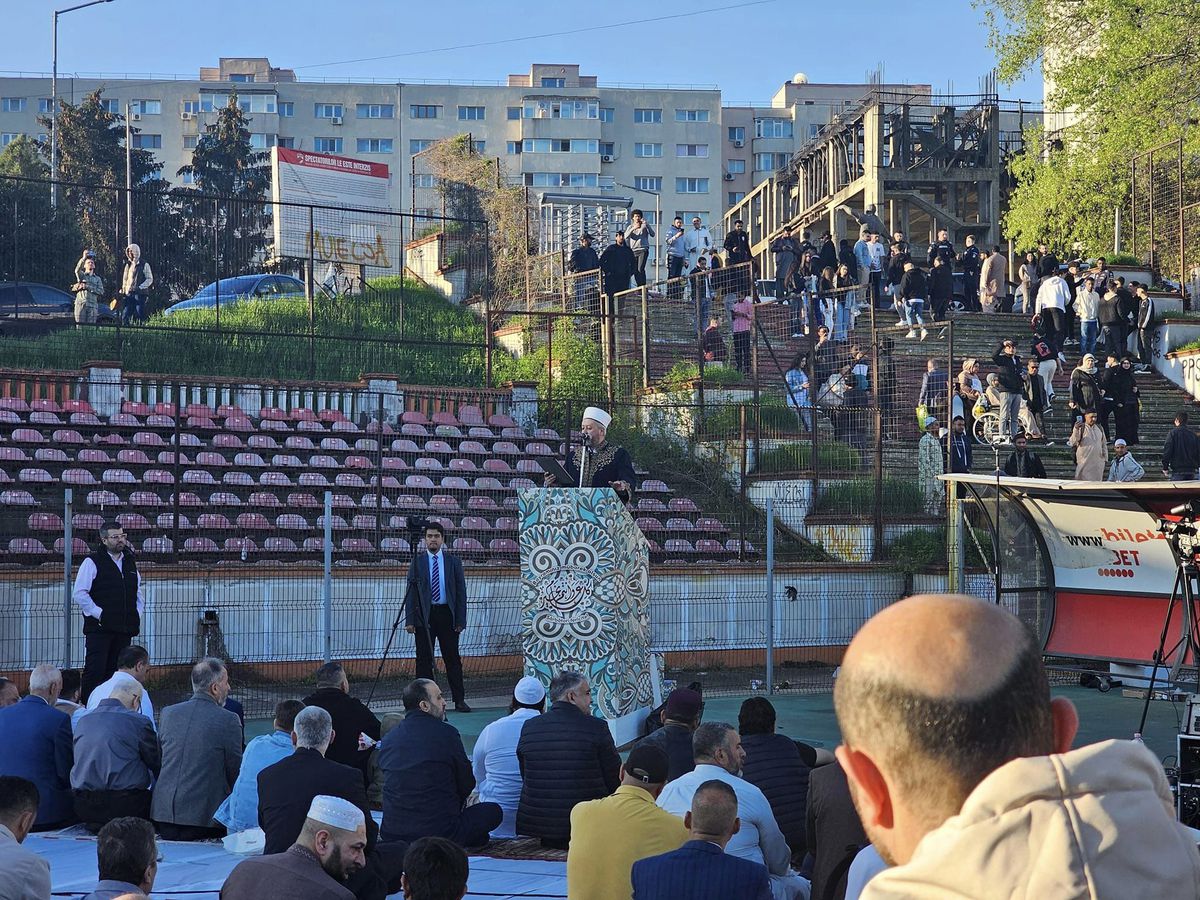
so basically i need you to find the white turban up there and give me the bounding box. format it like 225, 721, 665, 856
307, 795, 364, 831
582, 407, 611, 429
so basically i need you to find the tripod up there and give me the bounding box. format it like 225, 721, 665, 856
1137, 555, 1200, 737
366, 527, 438, 706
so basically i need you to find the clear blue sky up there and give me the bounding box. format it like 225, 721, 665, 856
6, 0, 1040, 103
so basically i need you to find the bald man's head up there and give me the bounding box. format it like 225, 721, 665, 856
835, 594, 1057, 856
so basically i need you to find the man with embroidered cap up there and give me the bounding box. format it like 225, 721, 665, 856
544, 406, 636, 504
221, 794, 367, 900
471, 675, 546, 838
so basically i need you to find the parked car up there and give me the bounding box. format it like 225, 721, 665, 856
164, 274, 308, 315
0, 281, 117, 324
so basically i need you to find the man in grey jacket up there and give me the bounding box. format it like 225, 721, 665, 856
151, 657, 242, 840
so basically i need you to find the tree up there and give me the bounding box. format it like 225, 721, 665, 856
0, 135, 82, 287
172, 92, 273, 296
980, 0, 1200, 259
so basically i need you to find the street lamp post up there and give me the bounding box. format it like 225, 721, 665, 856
51, 0, 114, 209
615, 182, 662, 282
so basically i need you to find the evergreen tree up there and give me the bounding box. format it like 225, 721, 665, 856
173, 92, 272, 294
0, 135, 82, 287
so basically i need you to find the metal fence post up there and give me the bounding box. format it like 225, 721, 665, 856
640, 285, 650, 390
323, 490, 333, 664
62, 487, 73, 668
765, 497, 775, 695
948, 490, 964, 593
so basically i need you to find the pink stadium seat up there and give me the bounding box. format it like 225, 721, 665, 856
143, 470, 175, 485
27, 512, 62, 531
155, 513, 192, 530
467, 426, 494, 439
183, 538, 219, 553
197, 513, 231, 529
331, 420, 359, 433
9, 538, 48, 554
637, 498, 667, 511
259, 418, 289, 432
400, 423, 429, 438
86, 489, 121, 507
271, 454, 303, 468
63, 468, 97, 485
222, 471, 254, 487
35, 447, 68, 462
489, 538, 519, 554
151, 402, 177, 417
460, 515, 491, 531
452, 537, 484, 552
391, 439, 421, 453
145, 414, 175, 428
174, 491, 202, 506
285, 436, 316, 451
448, 458, 477, 472
302, 537, 324, 552
78, 449, 112, 464
247, 434, 279, 450
249, 491, 282, 508
458, 440, 487, 456
330, 494, 355, 510
233, 452, 267, 468
335, 473, 366, 488
668, 498, 700, 513
525, 442, 553, 456
94, 433, 127, 446
117, 449, 151, 465
402, 411, 429, 425
69, 412, 101, 426
492, 441, 520, 456
298, 472, 330, 486
0, 398, 29, 413
641, 480, 670, 493
54, 537, 91, 556
72, 513, 104, 530
225, 416, 254, 432
0, 447, 30, 462
515, 460, 542, 475
636, 517, 664, 532
132, 432, 166, 447
296, 420, 325, 433
175, 433, 201, 447
381, 457, 408, 471
182, 469, 217, 485
474, 477, 503, 492
395, 494, 428, 509
143, 537, 174, 553
664, 539, 695, 554
259, 471, 293, 486
318, 408, 349, 423
489, 413, 518, 429
319, 514, 349, 530
62, 399, 93, 415
264, 537, 299, 552
695, 539, 724, 554
341, 538, 373, 552
440, 476, 470, 491
665, 518, 695, 531
414, 458, 442, 471
29, 411, 63, 426
403, 475, 435, 490
236, 513, 270, 529
320, 437, 350, 452
365, 420, 394, 436
1, 490, 38, 506
195, 451, 228, 468
186, 416, 217, 430
11, 428, 46, 444
260, 407, 286, 421
121, 401, 150, 417
287, 493, 320, 508
112, 413, 142, 428
344, 455, 372, 470
354, 438, 379, 453
53, 429, 86, 445
116, 513, 150, 531
18, 468, 53, 483
351, 514, 377, 530
425, 440, 452, 455
360, 494, 392, 509
129, 491, 163, 507
276, 514, 309, 530
431, 411, 459, 427
467, 496, 499, 511
208, 492, 242, 507
184, 404, 216, 419
213, 433, 244, 449
458, 405, 485, 425
430, 495, 460, 510
380, 537, 411, 553
533, 428, 561, 441
696, 518, 725, 532
102, 469, 136, 485
29, 398, 60, 413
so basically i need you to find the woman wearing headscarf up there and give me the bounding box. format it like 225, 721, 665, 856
955, 358, 984, 441
1069, 354, 1101, 421
1018, 250, 1039, 315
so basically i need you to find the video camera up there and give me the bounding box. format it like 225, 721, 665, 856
1158, 500, 1200, 562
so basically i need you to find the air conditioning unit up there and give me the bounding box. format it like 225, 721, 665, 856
331, 116, 343, 126
131, 113, 142, 122
601, 154, 616, 163
723, 173, 735, 181
180, 111, 194, 121
732, 139, 744, 148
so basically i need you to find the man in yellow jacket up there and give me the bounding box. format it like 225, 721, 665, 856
566, 744, 688, 900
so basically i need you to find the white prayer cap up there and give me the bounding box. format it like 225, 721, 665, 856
307, 795, 364, 831
1115, 438, 1128, 447
514, 675, 546, 704
582, 406, 611, 429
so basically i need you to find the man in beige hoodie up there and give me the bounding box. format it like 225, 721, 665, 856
834, 593, 1200, 899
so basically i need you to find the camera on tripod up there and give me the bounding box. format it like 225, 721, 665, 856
1158, 500, 1200, 562
407, 515, 431, 540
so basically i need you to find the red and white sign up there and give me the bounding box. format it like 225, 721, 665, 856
271, 147, 398, 271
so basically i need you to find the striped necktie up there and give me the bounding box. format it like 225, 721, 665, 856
431, 553, 441, 604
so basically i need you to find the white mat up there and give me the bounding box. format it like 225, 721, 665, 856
27, 831, 566, 899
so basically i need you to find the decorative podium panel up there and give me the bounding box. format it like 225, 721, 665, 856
518, 487, 653, 744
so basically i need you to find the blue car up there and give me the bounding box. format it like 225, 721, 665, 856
164, 274, 308, 315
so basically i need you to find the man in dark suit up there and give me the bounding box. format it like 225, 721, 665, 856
805, 763, 867, 900
258, 705, 405, 900
378, 679, 500, 848
304, 662, 381, 787
632, 779, 771, 900
0, 665, 74, 829
404, 523, 470, 712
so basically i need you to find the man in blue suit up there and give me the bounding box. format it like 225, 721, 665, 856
0, 665, 74, 829
633, 779, 772, 900
404, 522, 471, 712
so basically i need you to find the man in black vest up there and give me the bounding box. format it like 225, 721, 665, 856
72, 522, 143, 702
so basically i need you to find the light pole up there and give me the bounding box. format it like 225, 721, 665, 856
51, 0, 114, 209
615, 181, 662, 282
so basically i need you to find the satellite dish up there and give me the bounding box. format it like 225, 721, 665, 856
792, 72, 809, 84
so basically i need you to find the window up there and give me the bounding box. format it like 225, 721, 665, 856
506, 141, 521, 155
199, 93, 276, 113
599, 107, 614, 123
675, 109, 710, 122
675, 177, 710, 194
727, 159, 746, 175
675, 144, 709, 158
412, 174, 437, 188
410, 139, 433, 154
600, 142, 614, 157
249, 133, 274, 149
181, 171, 196, 185
279, 101, 294, 117
0, 133, 20, 146
101, 99, 120, 114
809, 123, 820, 140
313, 136, 343, 153
413, 207, 434, 221
183, 134, 199, 149
634, 142, 662, 158
314, 103, 344, 119
182, 100, 201, 115
524, 173, 599, 187
540, 77, 566, 88
357, 138, 393, 153
754, 117, 793, 139
754, 152, 789, 171
634, 108, 662, 124
38, 98, 52, 114
410, 104, 440, 119
507, 106, 521, 120
356, 103, 394, 119
276, 136, 295, 149
634, 176, 662, 192
522, 100, 598, 119
1, 98, 26, 112
131, 100, 161, 115
728, 126, 746, 143
728, 191, 746, 205
678, 211, 709, 225
457, 105, 485, 121
472, 140, 485, 153
229, 74, 254, 83
521, 138, 598, 154
132, 133, 162, 149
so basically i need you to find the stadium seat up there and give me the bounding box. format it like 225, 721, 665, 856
344, 455, 372, 469
129, 491, 163, 507
260, 407, 286, 421
155, 513, 192, 530
467, 496, 499, 511
62, 399, 93, 415
233, 452, 267, 468
78, 449, 112, 464
63, 468, 97, 485
116, 513, 150, 531
186, 416, 217, 430
425, 440, 453, 455
247, 434, 279, 450
354, 439, 380, 453
297, 420, 325, 433
726, 539, 755, 553
18, 468, 53, 483
224, 416, 254, 432
351, 514, 377, 530
271, 454, 303, 468
467, 426, 494, 439
69, 412, 101, 426
335, 473, 366, 488
1, 490, 38, 507
390, 439, 421, 453
0, 398, 29, 413
197, 513, 231, 529
510, 478, 536, 490
259, 419, 289, 432
668, 498, 700, 512
121, 401, 150, 417
319, 515, 349, 530
488, 538, 519, 554
341, 537, 373, 552
302, 537, 325, 552
184, 404, 216, 420
209, 491, 242, 506
381, 457, 408, 471
173, 491, 202, 506
331, 420, 359, 433
501, 427, 525, 439
489, 413, 518, 429
143, 469, 175, 485
636, 517, 664, 532
380, 537, 411, 553
695, 518, 725, 532
72, 513, 104, 530
664, 539, 695, 554
263, 537, 299, 552
330, 494, 354, 509
0, 447, 30, 462
195, 451, 228, 468
494, 516, 517, 532
434, 425, 462, 438
0, 471, 11, 485
440, 476, 470, 491
414, 458, 442, 471
452, 537, 484, 553
29, 398, 60, 413
287, 493, 320, 508
117, 449, 151, 465
474, 476, 504, 491
641, 480, 670, 493
183, 538, 219, 553
401, 411, 429, 425
298, 472, 330, 486
213, 434, 244, 449
276, 514, 309, 530
102, 469, 137, 485
533, 428, 561, 441
515, 460, 542, 475
94, 433, 127, 446
448, 458, 477, 472
492, 441, 520, 456
431, 411, 459, 428
132, 432, 166, 447
665, 518, 695, 531
110, 414, 140, 428
395, 494, 428, 509
286, 436, 316, 451
35, 447, 69, 462
694, 539, 724, 555
29, 411, 63, 426
222, 471, 254, 487
249, 491, 282, 508
365, 420, 395, 435
182, 469, 217, 485
318, 408, 349, 423
526, 442, 553, 456
142, 537, 174, 553
460, 515, 491, 532
320, 437, 350, 452
458, 406, 485, 425
360, 494, 392, 509
54, 537, 91, 556
9, 538, 48, 554
53, 429, 87, 445
236, 513, 271, 530
27, 512, 63, 531
145, 414, 175, 428
11, 428, 46, 444
151, 402, 177, 417
637, 498, 668, 511
259, 472, 293, 486
400, 423, 429, 437
175, 433, 202, 447
430, 495, 460, 510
